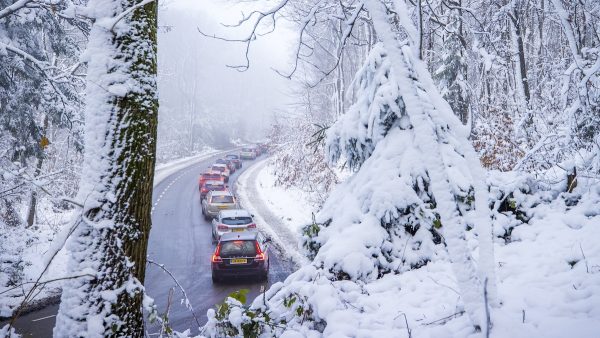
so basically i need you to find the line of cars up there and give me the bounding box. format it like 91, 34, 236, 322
197, 145, 271, 283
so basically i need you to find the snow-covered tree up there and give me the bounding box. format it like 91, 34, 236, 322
54, 0, 158, 335
433, 1, 470, 125
206, 0, 496, 335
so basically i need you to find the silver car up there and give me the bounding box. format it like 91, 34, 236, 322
211, 209, 256, 243
202, 190, 237, 220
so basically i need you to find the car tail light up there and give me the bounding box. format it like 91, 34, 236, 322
254, 242, 265, 261
217, 224, 229, 231
247, 223, 256, 229
212, 244, 222, 263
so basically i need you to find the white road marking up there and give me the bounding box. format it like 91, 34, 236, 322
32, 314, 56, 322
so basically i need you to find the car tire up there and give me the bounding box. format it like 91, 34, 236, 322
212, 274, 220, 284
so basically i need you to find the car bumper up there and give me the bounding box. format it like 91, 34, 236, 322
211, 262, 267, 278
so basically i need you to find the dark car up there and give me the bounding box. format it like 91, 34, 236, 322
258, 143, 269, 154
216, 158, 236, 174
200, 180, 228, 200
225, 154, 242, 169
211, 231, 271, 283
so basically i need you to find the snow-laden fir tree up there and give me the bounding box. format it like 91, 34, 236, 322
54, 0, 158, 335
433, 2, 469, 125
207, 1, 495, 335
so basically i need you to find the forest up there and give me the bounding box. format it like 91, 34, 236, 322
0, 0, 598, 337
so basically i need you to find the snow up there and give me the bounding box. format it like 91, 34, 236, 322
209, 161, 600, 338
235, 159, 310, 266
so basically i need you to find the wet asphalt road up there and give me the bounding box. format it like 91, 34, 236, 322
2, 152, 294, 336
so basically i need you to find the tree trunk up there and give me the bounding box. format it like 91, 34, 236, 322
54, 0, 158, 336
27, 115, 49, 228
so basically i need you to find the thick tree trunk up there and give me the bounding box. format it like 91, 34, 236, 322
54, 0, 158, 336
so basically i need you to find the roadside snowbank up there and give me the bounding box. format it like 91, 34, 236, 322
215, 165, 600, 338
235, 159, 312, 267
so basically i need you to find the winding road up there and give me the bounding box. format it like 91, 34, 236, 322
2, 151, 295, 336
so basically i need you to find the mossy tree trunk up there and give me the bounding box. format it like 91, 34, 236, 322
54, 0, 158, 336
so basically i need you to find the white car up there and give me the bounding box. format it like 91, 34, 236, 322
211, 209, 256, 243
202, 191, 237, 220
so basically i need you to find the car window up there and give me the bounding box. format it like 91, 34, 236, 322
220, 240, 256, 257
222, 217, 252, 225
211, 195, 234, 203
205, 183, 223, 190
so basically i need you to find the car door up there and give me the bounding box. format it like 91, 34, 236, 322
212, 213, 219, 235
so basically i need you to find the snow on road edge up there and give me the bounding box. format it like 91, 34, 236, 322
235, 159, 309, 268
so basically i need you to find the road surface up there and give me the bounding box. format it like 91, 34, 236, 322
1, 151, 295, 336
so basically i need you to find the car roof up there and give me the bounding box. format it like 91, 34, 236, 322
204, 180, 224, 185
210, 190, 233, 196
219, 209, 251, 218
220, 231, 259, 242
203, 170, 221, 175
212, 163, 227, 167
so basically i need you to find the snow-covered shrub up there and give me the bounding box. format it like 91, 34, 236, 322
305, 43, 480, 280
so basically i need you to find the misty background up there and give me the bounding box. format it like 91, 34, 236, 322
156, 0, 294, 161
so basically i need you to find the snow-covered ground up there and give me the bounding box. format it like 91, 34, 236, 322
235, 159, 313, 266
232, 160, 600, 337
1, 147, 231, 317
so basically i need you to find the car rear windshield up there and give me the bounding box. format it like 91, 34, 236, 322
211, 195, 234, 203
205, 183, 224, 190
220, 240, 256, 257
222, 217, 252, 225
212, 166, 225, 172
242, 148, 253, 152
226, 155, 238, 159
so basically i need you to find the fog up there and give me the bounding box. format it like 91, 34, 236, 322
156, 0, 295, 159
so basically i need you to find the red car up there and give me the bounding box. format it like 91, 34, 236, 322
200, 180, 228, 200
199, 171, 225, 189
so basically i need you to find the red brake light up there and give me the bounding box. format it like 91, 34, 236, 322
212, 245, 222, 263
254, 241, 265, 261
247, 223, 256, 229
217, 224, 228, 231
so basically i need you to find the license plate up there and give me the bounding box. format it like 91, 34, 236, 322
232, 228, 244, 232
218, 205, 229, 209
230, 258, 247, 264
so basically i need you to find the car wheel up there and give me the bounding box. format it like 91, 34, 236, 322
212, 274, 220, 284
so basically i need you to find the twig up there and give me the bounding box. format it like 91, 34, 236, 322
422, 311, 465, 326
579, 243, 589, 273
146, 258, 202, 328
394, 312, 412, 338
0, 274, 93, 296
484, 277, 491, 338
